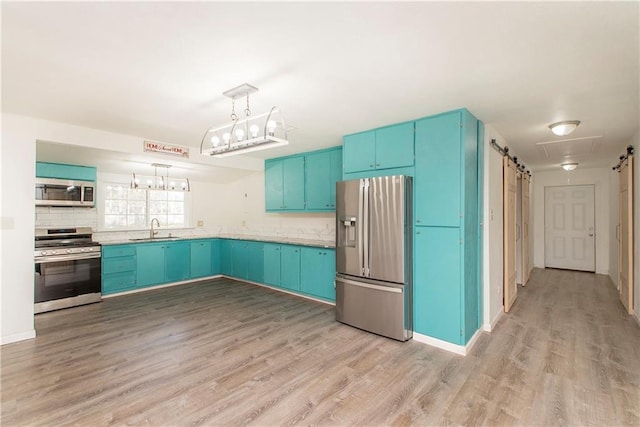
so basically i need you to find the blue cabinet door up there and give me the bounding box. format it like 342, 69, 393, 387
220, 240, 233, 276
300, 247, 335, 301
280, 246, 301, 291
36, 161, 97, 181
210, 239, 221, 275
343, 131, 376, 173
136, 243, 165, 287
414, 226, 462, 344
232, 240, 249, 280
329, 149, 343, 208
165, 241, 190, 283
247, 241, 264, 283
305, 151, 331, 210
265, 160, 284, 210
282, 157, 305, 210
375, 122, 414, 170
190, 240, 212, 278
263, 244, 281, 286
415, 112, 461, 227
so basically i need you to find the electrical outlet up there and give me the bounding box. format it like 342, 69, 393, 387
241, 220, 246, 227
197, 220, 204, 227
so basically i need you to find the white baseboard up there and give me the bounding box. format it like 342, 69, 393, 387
240, 278, 335, 306
1, 329, 36, 345
483, 309, 504, 333
413, 328, 483, 356
102, 275, 223, 298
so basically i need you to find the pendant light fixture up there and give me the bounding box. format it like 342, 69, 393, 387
549, 120, 581, 136
131, 163, 190, 192
200, 83, 289, 158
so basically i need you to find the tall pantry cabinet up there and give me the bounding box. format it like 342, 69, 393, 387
413, 109, 480, 345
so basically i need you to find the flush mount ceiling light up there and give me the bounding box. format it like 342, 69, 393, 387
131, 163, 190, 192
561, 162, 578, 171
549, 120, 581, 136
200, 83, 289, 158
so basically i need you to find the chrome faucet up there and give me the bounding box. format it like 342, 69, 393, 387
150, 218, 160, 239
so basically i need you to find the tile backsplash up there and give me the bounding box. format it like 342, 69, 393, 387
36, 206, 335, 243
35, 206, 98, 229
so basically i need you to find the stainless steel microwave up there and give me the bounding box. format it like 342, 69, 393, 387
35, 178, 95, 207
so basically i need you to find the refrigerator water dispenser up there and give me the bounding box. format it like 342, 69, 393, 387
338, 216, 357, 248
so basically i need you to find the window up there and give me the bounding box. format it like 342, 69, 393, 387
103, 183, 187, 229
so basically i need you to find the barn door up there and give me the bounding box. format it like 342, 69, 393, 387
619, 155, 634, 314
521, 172, 531, 285
503, 156, 518, 312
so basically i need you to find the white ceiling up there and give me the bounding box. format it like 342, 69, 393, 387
2, 2, 638, 179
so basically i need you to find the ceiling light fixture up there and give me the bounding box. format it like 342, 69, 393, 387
549, 120, 581, 136
561, 162, 578, 171
131, 163, 190, 192
200, 83, 289, 158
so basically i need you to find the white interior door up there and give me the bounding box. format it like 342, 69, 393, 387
544, 185, 595, 272
619, 156, 634, 314
503, 157, 517, 312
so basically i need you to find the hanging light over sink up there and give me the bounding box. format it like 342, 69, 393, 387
131, 163, 190, 192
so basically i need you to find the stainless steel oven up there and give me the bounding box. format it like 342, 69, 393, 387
34, 228, 101, 313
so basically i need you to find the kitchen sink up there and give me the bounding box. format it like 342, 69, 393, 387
129, 237, 180, 242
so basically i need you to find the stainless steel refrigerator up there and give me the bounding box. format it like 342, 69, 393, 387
335, 175, 412, 341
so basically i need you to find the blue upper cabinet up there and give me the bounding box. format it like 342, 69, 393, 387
265, 157, 304, 211
36, 161, 97, 182
415, 112, 462, 227
343, 122, 414, 173
265, 147, 342, 212
265, 161, 284, 211
343, 131, 375, 173
305, 147, 343, 211
283, 157, 305, 210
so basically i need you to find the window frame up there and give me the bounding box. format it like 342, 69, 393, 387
99, 180, 191, 231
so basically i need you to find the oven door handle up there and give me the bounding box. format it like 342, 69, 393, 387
35, 253, 101, 263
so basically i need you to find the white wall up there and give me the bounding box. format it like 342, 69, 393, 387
483, 125, 507, 331
1, 115, 37, 344
532, 167, 610, 275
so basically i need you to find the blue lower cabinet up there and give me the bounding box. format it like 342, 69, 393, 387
280, 246, 301, 291
102, 244, 137, 294
263, 244, 281, 286
220, 239, 233, 276
165, 241, 190, 283
247, 241, 264, 283
300, 247, 335, 301
232, 240, 249, 280
211, 239, 221, 275
414, 226, 462, 344
190, 240, 213, 279
136, 243, 165, 287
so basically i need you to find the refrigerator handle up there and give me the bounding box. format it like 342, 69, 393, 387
362, 179, 370, 277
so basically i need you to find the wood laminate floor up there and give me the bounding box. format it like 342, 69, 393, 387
2, 269, 639, 426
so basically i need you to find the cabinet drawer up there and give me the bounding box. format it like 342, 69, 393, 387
103, 272, 136, 294
103, 246, 136, 258
103, 257, 136, 274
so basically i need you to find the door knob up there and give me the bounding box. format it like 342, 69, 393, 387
589, 234, 594, 237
